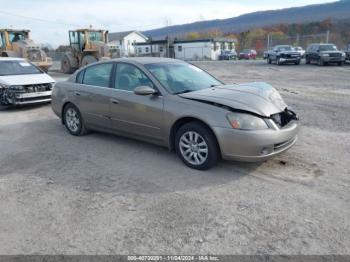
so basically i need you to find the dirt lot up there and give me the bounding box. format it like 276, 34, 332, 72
0, 60, 349, 255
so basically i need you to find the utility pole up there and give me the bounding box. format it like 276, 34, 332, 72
165, 17, 171, 58
296, 33, 300, 46
326, 30, 330, 43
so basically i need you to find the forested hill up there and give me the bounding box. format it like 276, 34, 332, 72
143, 0, 350, 38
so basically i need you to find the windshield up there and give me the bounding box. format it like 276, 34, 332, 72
145, 63, 222, 94
0, 61, 42, 76
319, 45, 337, 51
88, 31, 104, 42
277, 46, 292, 51
8, 32, 26, 43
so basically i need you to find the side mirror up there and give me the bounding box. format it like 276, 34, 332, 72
134, 86, 157, 96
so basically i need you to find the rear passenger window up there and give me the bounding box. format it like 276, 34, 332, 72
82, 63, 113, 88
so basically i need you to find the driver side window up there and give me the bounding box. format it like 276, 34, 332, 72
114, 63, 154, 92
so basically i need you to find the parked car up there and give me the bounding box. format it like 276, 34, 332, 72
294, 46, 306, 58
219, 50, 237, 60
345, 44, 350, 63
238, 49, 257, 60
266, 45, 301, 65
0, 57, 55, 106
52, 58, 299, 170
305, 43, 345, 66
263, 50, 270, 59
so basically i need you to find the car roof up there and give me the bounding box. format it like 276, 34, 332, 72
110, 57, 186, 65
0, 57, 26, 61
310, 43, 335, 46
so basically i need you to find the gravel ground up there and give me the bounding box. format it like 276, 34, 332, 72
0, 60, 349, 255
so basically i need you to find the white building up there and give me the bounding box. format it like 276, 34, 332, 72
135, 40, 168, 57
109, 31, 148, 57
174, 38, 236, 61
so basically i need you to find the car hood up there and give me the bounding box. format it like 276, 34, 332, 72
0, 73, 55, 86
179, 82, 287, 117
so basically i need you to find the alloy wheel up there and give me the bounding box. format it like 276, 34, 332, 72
65, 108, 80, 133
179, 131, 209, 166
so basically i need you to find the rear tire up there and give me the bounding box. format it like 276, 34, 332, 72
175, 122, 219, 170
81, 55, 98, 67
63, 103, 88, 136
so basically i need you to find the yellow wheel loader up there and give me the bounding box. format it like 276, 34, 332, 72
61, 29, 119, 74
0, 29, 53, 72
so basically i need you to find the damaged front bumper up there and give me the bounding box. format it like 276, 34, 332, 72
0, 84, 53, 105
213, 109, 299, 162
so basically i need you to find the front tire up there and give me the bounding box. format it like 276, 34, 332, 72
61, 55, 77, 74
63, 103, 88, 136
318, 58, 325, 66
277, 57, 282, 65
175, 122, 219, 170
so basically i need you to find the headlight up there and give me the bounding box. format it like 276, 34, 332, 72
226, 112, 269, 130
9, 85, 25, 91
342, 52, 346, 57
0, 83, 9, 89
321, 53, 330, 57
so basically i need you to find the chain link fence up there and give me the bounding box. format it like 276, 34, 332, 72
267, 32, 330, 50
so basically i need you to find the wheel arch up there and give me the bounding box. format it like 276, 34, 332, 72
169, 116, 221, 155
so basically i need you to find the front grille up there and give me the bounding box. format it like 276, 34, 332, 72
271, 109, 298, 128
329, 53, 341, 57
23, 84, 52, 93
281, 53, 300, 59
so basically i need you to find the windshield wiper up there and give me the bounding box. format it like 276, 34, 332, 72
173, 89, 193, 95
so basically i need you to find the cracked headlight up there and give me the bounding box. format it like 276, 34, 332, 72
227, 112, 269, 130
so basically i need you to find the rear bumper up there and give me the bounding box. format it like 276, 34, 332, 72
9, 91, 52, 105
213, 121, 299, 162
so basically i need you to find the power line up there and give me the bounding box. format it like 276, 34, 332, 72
0, 10, 82, 27
0, 10, 163, 31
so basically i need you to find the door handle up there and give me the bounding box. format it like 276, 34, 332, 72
110, 99, 119, 105
74, 91, 81, 96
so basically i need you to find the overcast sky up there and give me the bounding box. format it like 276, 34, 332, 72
0, 0, 336, 47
